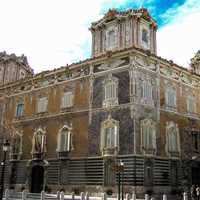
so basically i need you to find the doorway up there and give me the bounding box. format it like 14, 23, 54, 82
192, 167, 200, 185
31, 165, 44, 193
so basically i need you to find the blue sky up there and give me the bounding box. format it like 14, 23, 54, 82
0, 0, 199, 73
101, 0, 187, 27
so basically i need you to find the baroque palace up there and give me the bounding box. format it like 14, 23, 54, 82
0, 8, 200, 195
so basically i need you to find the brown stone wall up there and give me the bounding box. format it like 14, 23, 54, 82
4, 76, 90, 159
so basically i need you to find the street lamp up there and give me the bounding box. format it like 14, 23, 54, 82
0, 140, 10, 200
120, 160, 124, 200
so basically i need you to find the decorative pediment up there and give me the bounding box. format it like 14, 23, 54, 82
104, 9, 118, 22
90, 8, 156, 29
94, 57, 129, 72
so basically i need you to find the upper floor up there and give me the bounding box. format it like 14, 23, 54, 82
0, 52, 33, 85
90, 8, 157, 57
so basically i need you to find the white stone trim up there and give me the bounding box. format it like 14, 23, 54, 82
140, 118, 156, 155
165, 121, 180, 157
100, 115, 119, 156
57, 124, 73, 152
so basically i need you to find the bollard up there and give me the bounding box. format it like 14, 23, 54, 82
81, 192, 85, 200
183, 192, 188, 200
41, 191, 45, 200
60, 191, 64, 200
102, 192, 107, 200
72, 192, 75, 200
85, 192, 89, 200
126, 193, 131, 200
132, 192, 136, 200
163, 194, 167, 200
56, 191, 60, 200
22, 190, 27, 200
145, 194, 149, 200
4, 189, 9, 200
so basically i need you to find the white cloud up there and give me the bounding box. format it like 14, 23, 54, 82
0, 0, 105, 73
0, 0, 199, 73
157, 0, 200, 68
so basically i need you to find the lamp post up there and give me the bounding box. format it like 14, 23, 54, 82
0, 140, 10, 200
120, 160, 124, 200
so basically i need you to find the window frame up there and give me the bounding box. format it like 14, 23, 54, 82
32, 127, 46, 154
141, 119, 156, 154
100, 115, 119, 156
61, 91, 74, 109
37, 96, 48, 113
165, 87, 177, 109
187, 95, 196, 114
16, 102, 24, 117
10, 131, 23, 160
166, 121, 180, 157
57, 125, 73, 153
103, 75, 118, 108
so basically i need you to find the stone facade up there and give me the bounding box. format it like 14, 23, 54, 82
0, 52, 33, 85
0, 8, 200, 196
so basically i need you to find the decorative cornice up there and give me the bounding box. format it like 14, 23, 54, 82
90, 8, 157, 30
0, 51, 33, 74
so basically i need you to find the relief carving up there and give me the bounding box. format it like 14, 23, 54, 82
94, 57, 129, 72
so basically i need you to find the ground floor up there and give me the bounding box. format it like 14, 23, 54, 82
2, 154, 200, 196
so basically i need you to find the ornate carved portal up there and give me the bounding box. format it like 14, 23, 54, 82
31, 165, 44, 193
26, 160, 49, 193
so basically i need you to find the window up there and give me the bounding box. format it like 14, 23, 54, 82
187, 96, 196, 113
101, 115, 119, 156
61, 91, 74, 108
108, 30, 115, 49
192, 131, 199, 151
165, 87, 176, 109
141, 119, 156, 154
37, 97, 48, 113
141, 28, 150, 49
129, 70, 137, 96
142, 80, 152, 100
166, 121, 180, 155
103, 75, 118, 107
105, 81, 117, 100
10, 131, 22, 160
104, 127, 116, 148
32, 127, 46, 154
142, 29, 148, 44
16, 103, 24, 117
19, 70, 25, 79
57, 125, 72, 152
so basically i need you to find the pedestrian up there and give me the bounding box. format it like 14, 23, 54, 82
191, 185, 196, 200
196, 185, 200, 200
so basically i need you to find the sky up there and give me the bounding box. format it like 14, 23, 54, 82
0, 0, 199, 73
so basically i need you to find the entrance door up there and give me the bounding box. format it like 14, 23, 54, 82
31, 165, 44, 193
192, 167, 200, 185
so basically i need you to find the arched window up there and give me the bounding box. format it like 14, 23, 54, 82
57, 125, 73, 152
166, 121, 180, 155
32, 127, 46, 154
10, 131, 22, 160
101, 115, 119, 156
141, 119, 156, 154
